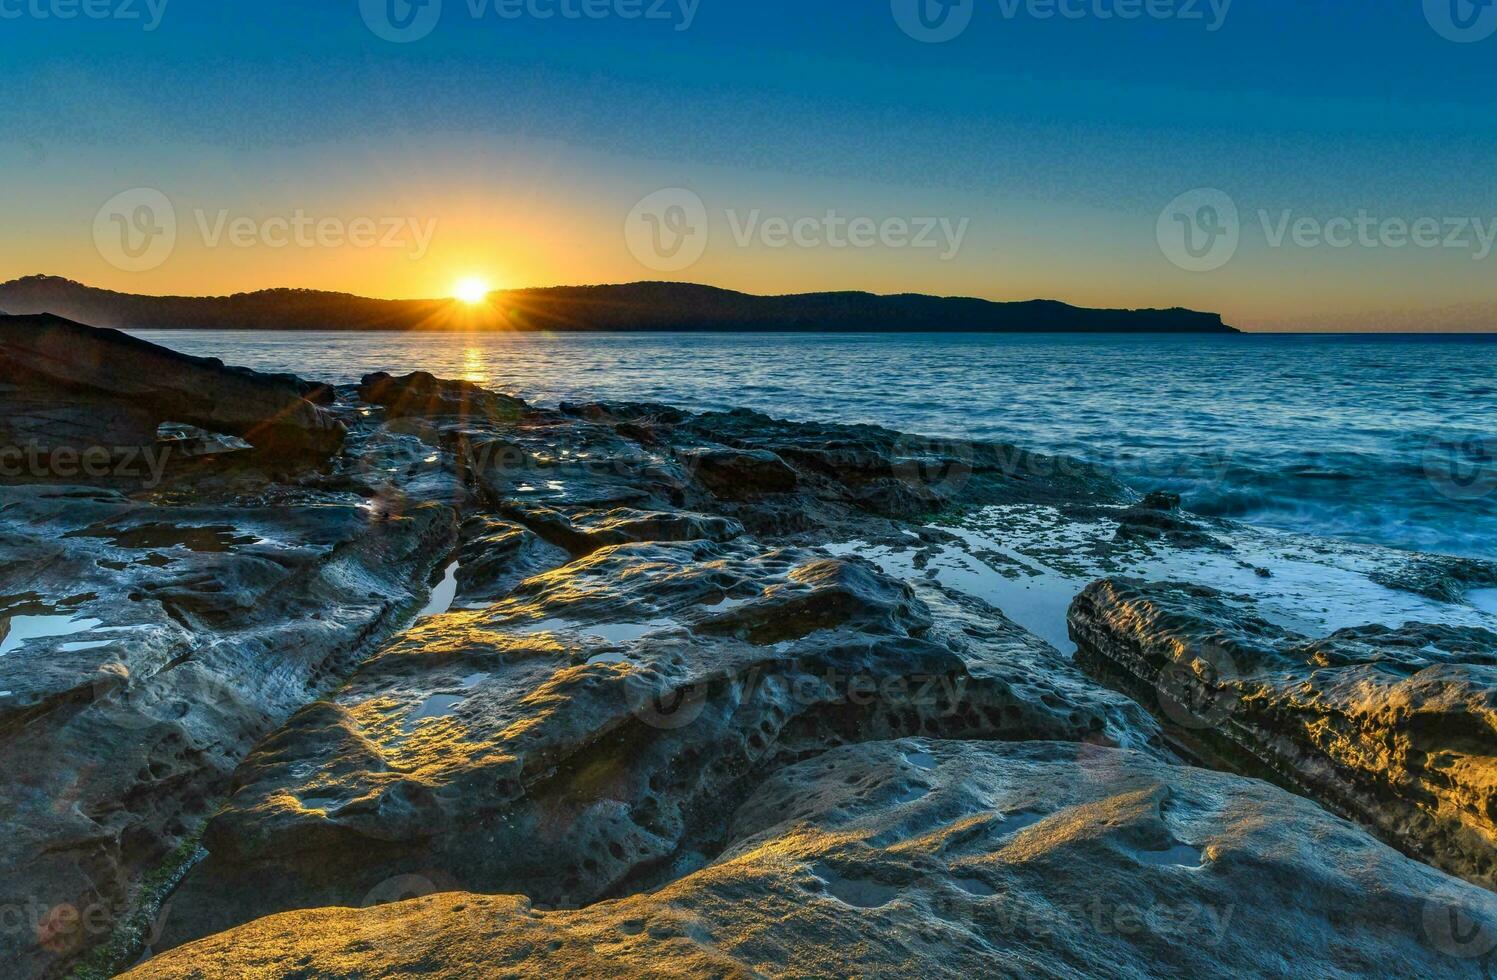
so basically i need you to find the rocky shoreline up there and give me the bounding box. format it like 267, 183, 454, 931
1, 316, 1494, 977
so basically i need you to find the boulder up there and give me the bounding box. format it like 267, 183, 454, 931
0, 392, 473, 977
1069, 578, 1497, 890
359, 371, 527, 422
150, 544, 1160, 950
682, 447, 800, 499
0, 314, 344, 460
126, 740, 1497, 979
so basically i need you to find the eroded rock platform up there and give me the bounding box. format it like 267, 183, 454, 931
2, 327, 1493, 978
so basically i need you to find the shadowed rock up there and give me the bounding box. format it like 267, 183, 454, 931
13, 359, 1489, 979
126, 741, 1493, 979
0, 314, 344, 459
682, 447, 800, 499
359, 371, 527, 422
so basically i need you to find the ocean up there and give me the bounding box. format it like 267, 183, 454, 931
132, 330, 1497, 560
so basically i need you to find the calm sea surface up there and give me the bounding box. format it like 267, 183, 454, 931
132, 330, 1497, 560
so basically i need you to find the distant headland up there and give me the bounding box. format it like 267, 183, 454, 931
0, 276, 1238, 334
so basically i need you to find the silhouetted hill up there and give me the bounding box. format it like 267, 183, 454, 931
0, 276, 1238, 334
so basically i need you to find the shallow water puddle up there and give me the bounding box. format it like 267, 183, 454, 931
953, 876, 998, 897
405, 694, 466, 732
811, 864, 901, 909
892, 784, 930, 804
514, 617, 678, 646
298, 797, 344, 813
904, 749, 938, 771
69, 523, 258, 553
993, 811, 1046, 838
825, 538, 1074, 652
58, 640, 114, 653
417, 561, 461, 619
833, 505, 1497, 657
0, 615, 105, 656
1134, 843, 1205, 868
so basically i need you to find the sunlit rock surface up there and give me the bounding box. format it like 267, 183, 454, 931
155, 544, 1160, 949
4, 339, 1494, 977
0, 348, 1136, 975
128, 741, 1497, 979
0, 483, 457, 976
1069, 578, 1497, 890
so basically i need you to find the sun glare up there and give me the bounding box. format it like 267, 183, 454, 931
454, 277, 491, 304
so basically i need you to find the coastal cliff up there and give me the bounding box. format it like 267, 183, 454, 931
0, 276, 1238, 334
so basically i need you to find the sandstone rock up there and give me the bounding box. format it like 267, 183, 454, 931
1370, 553, 1497, 604
359, 371, 527, 422
453, 515, 571, 604
682, 448, 800, 499
151, 543, 1162, 951
1113, 499, 1222, 549
0, 314, 345, 459
127, 740, 1497, 979
0, 423, 458, 976
1138, 490, 1183, 511
1069, 578, 1497, 890
495, 505, 745, 556
20, 362, 1483, 980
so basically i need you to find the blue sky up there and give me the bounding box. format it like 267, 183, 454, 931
2, 0, 1495, 329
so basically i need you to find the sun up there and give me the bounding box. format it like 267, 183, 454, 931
453, 277, 491, 305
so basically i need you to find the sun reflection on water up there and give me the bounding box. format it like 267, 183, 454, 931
463, 346, 488, 385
